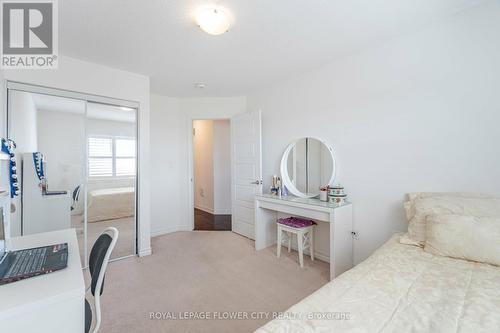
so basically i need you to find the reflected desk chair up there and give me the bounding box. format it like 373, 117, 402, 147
71, 185, 82, 211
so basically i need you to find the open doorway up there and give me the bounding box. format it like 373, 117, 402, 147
192, 120, 231, 230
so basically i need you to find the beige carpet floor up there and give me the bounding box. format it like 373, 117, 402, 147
94, 231, 330, 333
72, 214, 135, 265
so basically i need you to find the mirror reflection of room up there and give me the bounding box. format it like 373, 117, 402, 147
8, 91, 85, 240
286, 138, 333, 196
7, 90, 137, 265
84, 102, 136, 261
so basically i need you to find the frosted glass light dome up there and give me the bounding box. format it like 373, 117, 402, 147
195, 7, 231, 36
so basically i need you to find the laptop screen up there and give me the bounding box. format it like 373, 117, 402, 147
0, 207, 5, 260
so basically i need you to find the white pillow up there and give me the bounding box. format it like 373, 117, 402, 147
404, 192, 492, 222
407, 196, 500, 244
424, 214, 500, 266
399, 233, 423, 247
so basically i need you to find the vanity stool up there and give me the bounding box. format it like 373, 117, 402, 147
277, 217, 316, 268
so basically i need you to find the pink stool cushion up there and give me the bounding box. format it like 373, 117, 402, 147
277, 217, 316, 228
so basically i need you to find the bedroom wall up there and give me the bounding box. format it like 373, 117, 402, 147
86, 118, 136, 137
1, 55, 152, 256
149, 95, 246, 236
150, 95, 185, 236
37, 109, 85, 214
9, 91, 38, 154
247, 1, 500, 264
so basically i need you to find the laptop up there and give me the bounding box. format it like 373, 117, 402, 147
0, 208, 68, 286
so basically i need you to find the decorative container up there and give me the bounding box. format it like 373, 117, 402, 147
328, 185, 345, 196
328, 184, 347, 206
328, 194, 347, 205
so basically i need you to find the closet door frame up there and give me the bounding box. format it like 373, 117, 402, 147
5, 81, 140, 264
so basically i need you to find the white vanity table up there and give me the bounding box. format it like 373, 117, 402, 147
256, 136, 353, 280
255, 194, 353, 280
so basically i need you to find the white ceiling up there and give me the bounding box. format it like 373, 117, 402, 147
60, 0, 485, 97
32, 93, 136, 123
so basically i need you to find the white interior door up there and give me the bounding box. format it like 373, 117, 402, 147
231, 110, 262, 239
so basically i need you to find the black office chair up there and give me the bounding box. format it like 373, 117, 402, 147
85, 227, 119, 333
71, 185, 81, 211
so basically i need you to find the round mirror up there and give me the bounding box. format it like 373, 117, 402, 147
280, 137, 336, 198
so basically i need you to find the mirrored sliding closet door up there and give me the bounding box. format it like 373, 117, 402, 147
6, 83, 138, 265
85, 102, 137, 261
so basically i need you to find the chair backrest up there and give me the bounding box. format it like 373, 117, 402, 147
72, 185, 81, 202
89, 233, 111, 296
88, 227, 118, 333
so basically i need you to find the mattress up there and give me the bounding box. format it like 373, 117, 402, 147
87, 187, 135, 222
256, 234, 500, 333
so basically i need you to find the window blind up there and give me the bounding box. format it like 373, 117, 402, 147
88, 136, 136, 178
88, 137, 113, 177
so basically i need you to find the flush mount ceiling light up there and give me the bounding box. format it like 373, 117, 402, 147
195, 6, 231, 35
194, 82, 206, 89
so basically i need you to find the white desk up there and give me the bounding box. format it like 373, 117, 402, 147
0, 229, 85, 333
255, 194, 353, 280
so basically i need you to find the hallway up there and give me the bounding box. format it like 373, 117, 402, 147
194, 209, 231, 231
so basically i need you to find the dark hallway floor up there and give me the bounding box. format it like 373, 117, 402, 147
194, 208, 232, 231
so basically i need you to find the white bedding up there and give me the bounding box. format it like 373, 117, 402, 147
87, 187, 135, 222
256, 234, 500, 333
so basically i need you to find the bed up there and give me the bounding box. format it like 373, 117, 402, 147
256, 233, 500, 332
87, 187, 135, 222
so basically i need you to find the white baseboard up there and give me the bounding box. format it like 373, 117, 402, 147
71, 209, 84, 216
151, 225, 192, 237
213, 208, 231, 215
195, 205, 231, 215
278, 243, 330, 263
194, 205, 214, 214
138, 248, 152, 257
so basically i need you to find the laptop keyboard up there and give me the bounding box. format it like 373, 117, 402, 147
4, 248, 47, 278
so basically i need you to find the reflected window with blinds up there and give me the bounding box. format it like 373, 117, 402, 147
88, 136, 136, 178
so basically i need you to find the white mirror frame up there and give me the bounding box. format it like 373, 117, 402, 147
280, 137, 336, 198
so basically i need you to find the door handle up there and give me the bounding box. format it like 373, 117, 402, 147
250, 180, 262, 185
